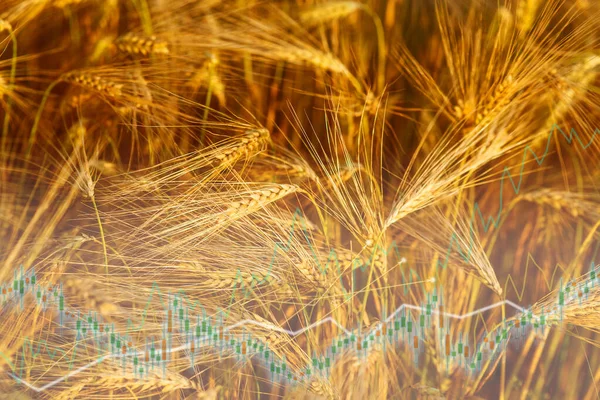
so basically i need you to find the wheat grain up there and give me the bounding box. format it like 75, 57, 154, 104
273, 47, 350, 75
0, 18, 12, 32
307, 380, 337, 400
299, 2, 361, 26
219, 184, 298, 223
202, 270, 276, 289
90, 370, 200, 393
516, 0, 542, 36
115, 33, 169, 56
187, 55, 226, 104
409, 384, 446, 399
295, 259, 340, 293
214, 128, 270, 166
518, 190, 592, 218
475, 75, 514, 124
64, 73, 123, 98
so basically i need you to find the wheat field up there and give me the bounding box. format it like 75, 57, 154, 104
1, 0, 600, 399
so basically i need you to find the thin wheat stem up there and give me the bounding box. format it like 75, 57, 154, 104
26, 79, 60, 162
91, 194, 109, 275
359, 4, 386, 93
1, 24, 17, 150
132, 0, 153, 35
200, 61, 215, 147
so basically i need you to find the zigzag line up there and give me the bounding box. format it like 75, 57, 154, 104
7, 260, 600, 391
437, 124, 598, 268
3, 253, 573, 381
3, 297, 533, 392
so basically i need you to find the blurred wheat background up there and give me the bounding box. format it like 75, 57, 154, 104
1, 0, 600, 399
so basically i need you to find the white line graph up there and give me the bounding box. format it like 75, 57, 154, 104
6, 298, 534, 392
